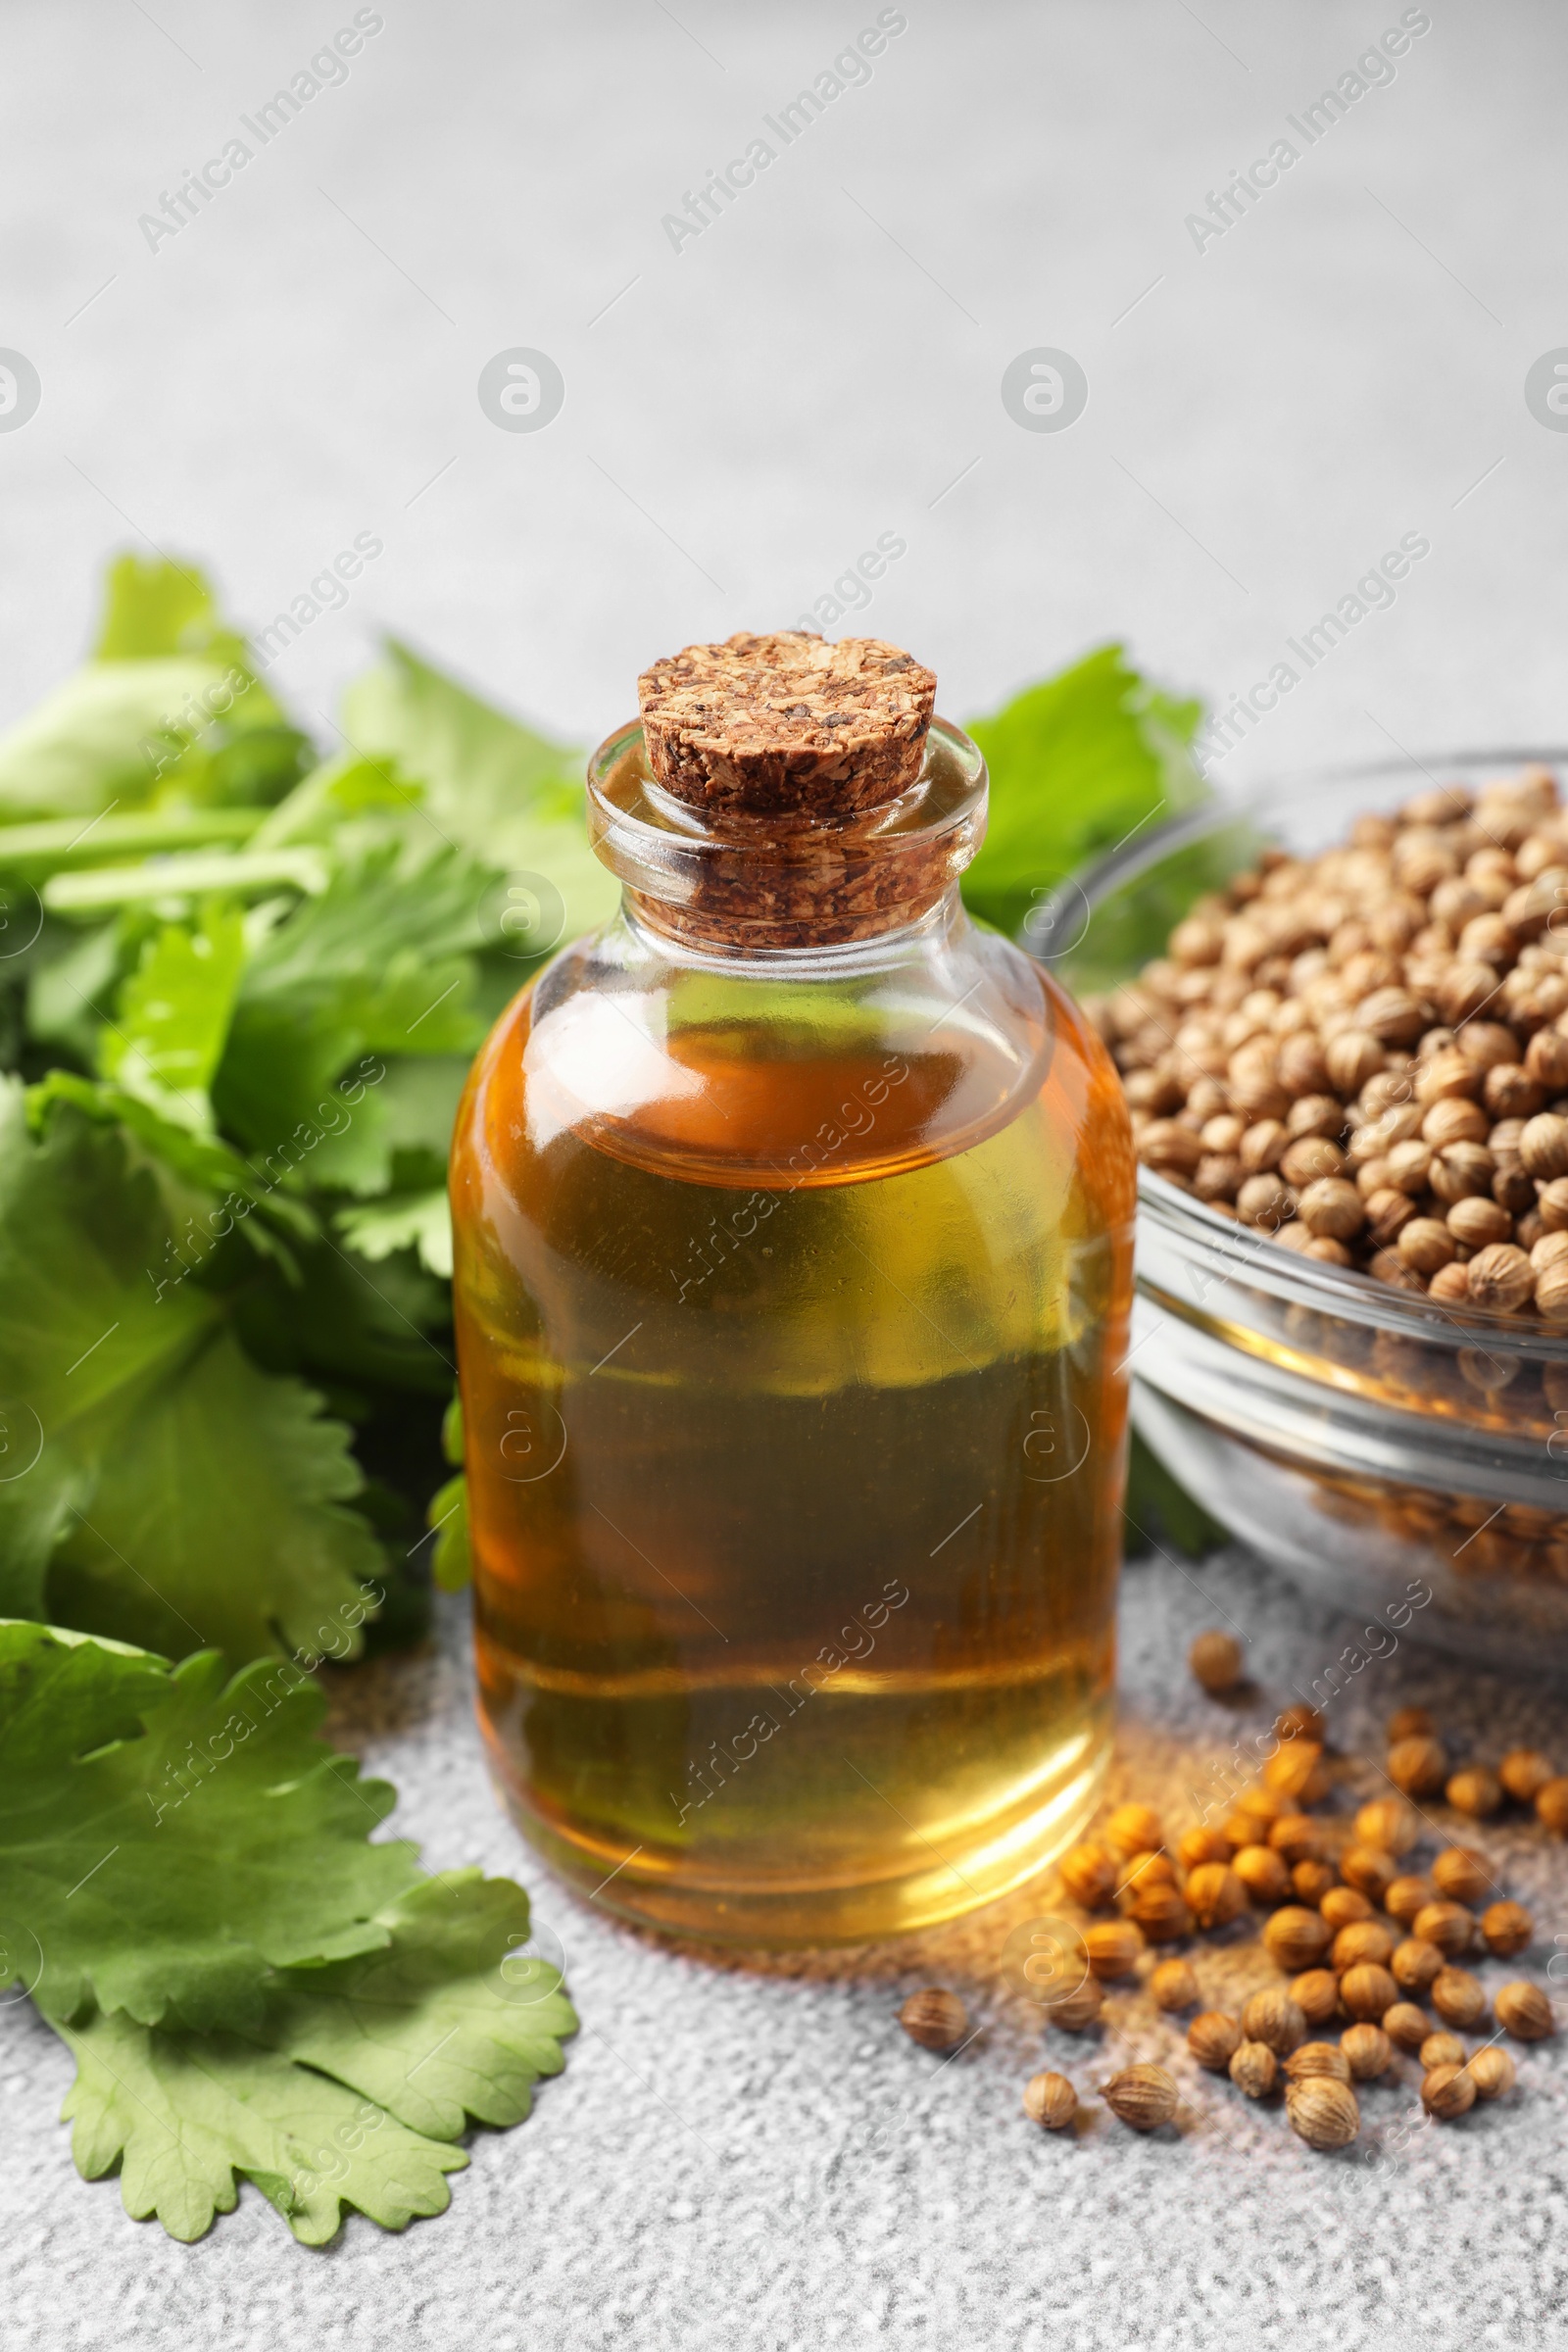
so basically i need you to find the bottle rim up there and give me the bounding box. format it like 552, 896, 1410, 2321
584, 714, 987, 944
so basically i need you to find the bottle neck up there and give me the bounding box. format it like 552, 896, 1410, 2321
620, 880, 970, 972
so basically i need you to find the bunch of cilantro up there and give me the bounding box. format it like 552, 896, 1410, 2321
0, 553, 620, 1665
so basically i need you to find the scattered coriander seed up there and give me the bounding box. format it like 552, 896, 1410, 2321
1414, 1898, 1475, 1956
1234, 1784, 1287, 1829
1388, 1706, 1436, 1743
1388, 1735, 1447, 1797
1100, 2064, 1178, 2131
1319, 1886, 1373, 1930
1392, 1936, 1446, 1992
1291, 1969, 1342, 2026
1084, 1920, 1145, 1980
1057, 1841, 1119, 1908
1184, 1862, 1247, 1930
1385, 1874, 1435, 1927
1242, 1987, 1306, 2054
1189, 2011, 1243, 2071
1481, 1899, 1535, 1957
1467, 2046, 1516, 2101
1293, 1859, 1339, 1907
1276, 1703, 1326, 1744
1353, 1795, 1419, 1856
1127, 1881, 1193, 1941
1229, 2040, 1278, 2098
1189, 1629, 1244, 1693
1220, 1809, 1264, 1851
1331, 1920, 1395, 1973
1284, 2040, 1351, 2084
1340, 1844, 1398, 1903
1341, 2023, 1392, 2081
899, 1988, 968, 2049
1105, 1803, 1165, 1857
1494, 1981, 1555, 2041
1022, 2070, 1078, 2131
1430, 1967, 1488, 2029
1233, 1845, 1292, 1906
1534, 1778, 1568, 1837
1151, 1958, 1200, 2012
1263, 1906, 1334, 1971
1264, 1741, 1329, 1803
1498, 1748, 1554, 1805
1269, 1813, 1328, 1865
1420, 2031, 1466, 2071
1116, 1849, 1178, 1898
1384, 2002, 1434, 2053
1446, 1765, 1503, 1819
1045, 1976, 1104, 2032
1421, 2063, 1477, 2122
1339, 1963, 1399, 2022
1286, 2077, 1360, 2150
1178, 1824, 1235, 1871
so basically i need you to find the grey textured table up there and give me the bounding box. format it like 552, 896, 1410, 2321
4, 2, 1568, 2343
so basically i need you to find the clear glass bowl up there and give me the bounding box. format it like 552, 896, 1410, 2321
1033, 751, 1568, 1678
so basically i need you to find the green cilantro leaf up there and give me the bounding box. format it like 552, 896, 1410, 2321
98, 903, 247, 1129
961, 644, 1206, 943
337, 1188, 453, 1278
0, 1621, 417, 2031
59, 2011, 467, 2245
0, 661, 248, 821
340, 642, 618, 951
0, 1082, 381, 1657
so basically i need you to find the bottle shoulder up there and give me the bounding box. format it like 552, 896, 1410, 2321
455, 907, 1130, 1198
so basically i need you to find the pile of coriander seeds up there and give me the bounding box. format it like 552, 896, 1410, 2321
1087, 764, 1568, 1317
897, 1638, 1561, 2150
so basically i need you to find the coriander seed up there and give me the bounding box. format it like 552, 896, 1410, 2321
1430, 1966, 1488, 2029
1388, 1706, 1436, 1742
899, 1988, 968, 2049
1388, 1735, 1447, 1797
1189, 1629, 1244, 1693
1229, 2040, 1278, 2098
1105, 1803, 1164, 1858
1084, 1920, 1145, 1980
1269, 1813, 1327, 1865
1431, 1845, 1491, 1905
1467, 2046, 1516, 2100
1285, 2077, 1360, 2150
1188, 2011, 1243, 2070
1022, 2071, 1078, 2130
1339, 1963, 1399, 2022
1413, 1898, 1475, 1956
1293, 1860, 1339, 1907
1481, 1899, 1534, 1957
1284, 2040, 1351, 2084
1263, 1906, 1333, 1971
1178, 1825, 1235, 1871
1184, 1862, 1246, 1930
1392, 1936, 1445, 1992
1446, 1765, 1502, 1818
1383, 2002, 1433, 2052
1385, 1875, 1435, 1927
1057, 1841, 1119, 1908
1421, 2063, 1477, 2122
1242, 1987, 1306, 2054
1419, 2031, 1466, 2070
1494, 1980, 1555, 2040
1340, 2023, 1392, 2081
1535, 1778, 1568, 1836
1233, 1845, 1292, 1906
1497, 1748, 1554, 1804
1353, 1795, 1419, 1855
1045, 1976, 1104, 2032
1319, 1886, 1374, 1930
1127, 1881, 1193, 1941
1330, 1920, 1395, 1973
1150, 1958, 1200, 2012
1291, 1969, 1342, 2026
1339, 1844, 1397, 1903
1100, 2064, 1178, 2131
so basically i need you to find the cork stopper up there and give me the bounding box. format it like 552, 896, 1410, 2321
637, 630, 937, 817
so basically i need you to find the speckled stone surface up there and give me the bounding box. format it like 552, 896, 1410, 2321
4, 1554, 1566, 2352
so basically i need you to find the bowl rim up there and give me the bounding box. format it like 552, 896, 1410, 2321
1059, 746, 1568, 1359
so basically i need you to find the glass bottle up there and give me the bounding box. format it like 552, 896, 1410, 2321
450, 698, 1135, 1944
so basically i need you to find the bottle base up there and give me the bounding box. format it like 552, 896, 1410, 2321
481, 1720, 1110, 1948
